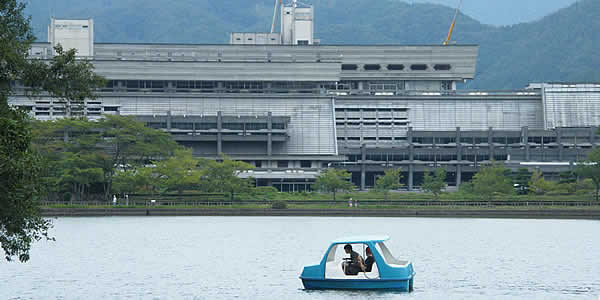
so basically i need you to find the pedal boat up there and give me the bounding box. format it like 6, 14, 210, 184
300, 235, 415, 291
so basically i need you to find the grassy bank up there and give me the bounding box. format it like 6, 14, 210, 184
127, 190, 597, 202
42, 203, 600, 210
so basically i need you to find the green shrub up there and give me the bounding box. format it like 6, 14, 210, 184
63, 192, 72, 202
271, 200, 288, 209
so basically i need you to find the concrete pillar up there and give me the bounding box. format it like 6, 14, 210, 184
167, 110, 172, 131
217, 111, 223, 154
456, 164, 462, 187
433, 138, 437, 168
360, 144, 366, 190
408, 127, 414, 191
267, 112, 273, 157
408, 164, 414, 191
523, 126, 530, 161
559, 144, 564, 161
456, 127, 462, 187
488, 127, 494, 159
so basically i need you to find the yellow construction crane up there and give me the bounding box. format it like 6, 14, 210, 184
443, 0, 463, 45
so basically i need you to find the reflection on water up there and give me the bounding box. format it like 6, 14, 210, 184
1, 217, 599, 299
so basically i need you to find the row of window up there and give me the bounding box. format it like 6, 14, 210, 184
148, 122, 286, 130
410, 136, 587, 144
341, 64, 451, 71
345, 154, 509, 162
336, 108, 409, 112
340, 137, 408, 141
109, 80, 327, 90
336, 122, 409, 126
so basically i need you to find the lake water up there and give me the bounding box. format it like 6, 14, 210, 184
1, 217, 599, 299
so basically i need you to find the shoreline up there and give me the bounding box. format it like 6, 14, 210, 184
41, 207, 600, 220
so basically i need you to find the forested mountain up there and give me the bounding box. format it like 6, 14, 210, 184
23, 0, 600, 89
405, 0, 576, 26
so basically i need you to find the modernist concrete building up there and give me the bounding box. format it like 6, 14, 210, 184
10, 7, 600, 191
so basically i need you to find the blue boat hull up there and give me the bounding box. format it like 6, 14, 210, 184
301, 277, 414, 291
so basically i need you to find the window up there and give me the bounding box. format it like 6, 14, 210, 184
172, 122, 193, 130
441, 81, 453, 90
146, 122, 166, 129
223, 81, 264, 90
195, 123, 217, 130
222, 123, 244, 130
341, 64, 358, 71
300, 161, 312, 168
364, 64, 381, 71
434, 64, 452, 71
246, 123, 268, 130
277, 161, 289, 168
410, 64, 428, 71
272, 123, 286, 130
507, 137, 521, 144
325, 243, 380, 279
493, 137, 507, 144
297, 40, 309, 45
387, 64, 405, 70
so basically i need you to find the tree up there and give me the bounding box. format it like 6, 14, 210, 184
1, 0, 109, 261
422, 168, 447, 200
558, 170, 578, 194
471, 162, 513, 200
512, 168, 532, 195
374, 168, 403, 201
94, 115, 179, 201
576, 147, 600, 201
153, 148, 202, 198
202, 156, 255, 201
313, 169, 355, 201
111, 169, 141, 197
32, 116, 179, 202
0, 109, 53, 262
528, 170, 555, 195
23, 45, 105, 118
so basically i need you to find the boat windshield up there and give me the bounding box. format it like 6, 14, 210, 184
376, 242, 408, 266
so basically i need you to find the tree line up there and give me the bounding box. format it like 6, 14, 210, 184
312, 149, 600, 202
32, 116, 256, 202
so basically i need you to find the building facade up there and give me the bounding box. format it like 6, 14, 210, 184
10, 15, 600, 191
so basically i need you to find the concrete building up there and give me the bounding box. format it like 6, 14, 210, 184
48, 17, 94, 56
10, 13, 600, 191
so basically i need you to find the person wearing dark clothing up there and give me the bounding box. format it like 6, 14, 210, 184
364, 247, 375, 272
342, 244, 365, 275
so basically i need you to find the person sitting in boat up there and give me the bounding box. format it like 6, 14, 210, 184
364, 247, 375, 272
342, 244, 365, 275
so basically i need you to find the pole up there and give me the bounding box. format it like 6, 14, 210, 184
270, 0, 279, 33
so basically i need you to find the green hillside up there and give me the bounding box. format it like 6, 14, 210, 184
24, 0, 600, 89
